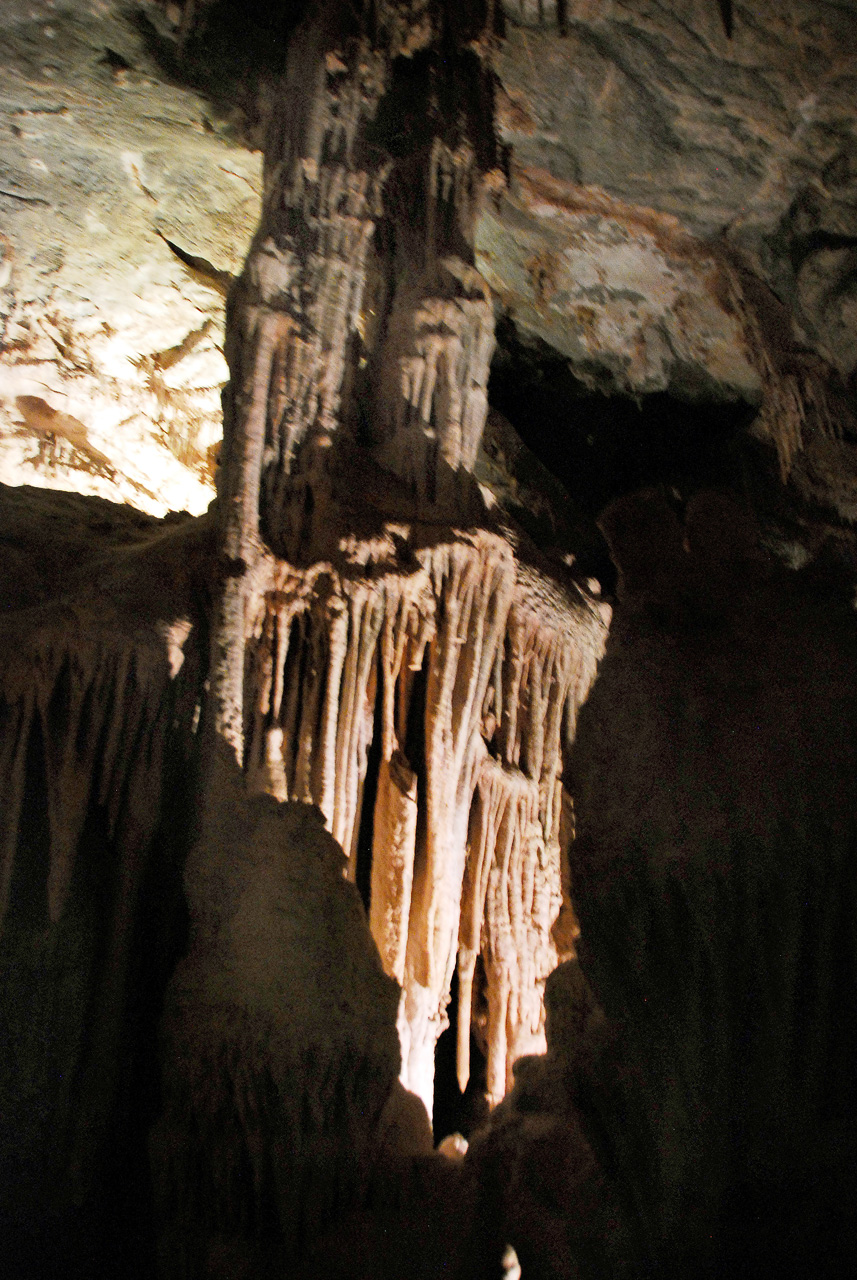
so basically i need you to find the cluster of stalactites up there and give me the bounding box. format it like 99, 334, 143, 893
0, 631, 183, 939
374, 254, 495, 507
242, 533, 607, 1114
457, 600, 580, 1103
213, 0, 595, 1118
221, 35, 389, 565
221, 20, 506, 572
223, 10, 500, 568
370, 138, 497, 508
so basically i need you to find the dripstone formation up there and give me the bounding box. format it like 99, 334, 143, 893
1, 2, 857, 1278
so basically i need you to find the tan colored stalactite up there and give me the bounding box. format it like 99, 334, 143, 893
720, 261, 841, 480
378, 582, 435, 763
457, 757, 531, 1094
369, 750, 419, 985
245, 568, 396, 868
261, 35, 389, 472
459, 759, 556, 1105
366, 577, 434, 996
399, 537, 516, 1107
245, 560, 437, 870
482, 792, 556, 1105
239, 532, 609, 1117
374, 140, 497, 506
243, 557, 435, 994
455, 599, 587, 1101
378, 266, 496, 505
210, 24, 390, 767
333, 584, 386, 870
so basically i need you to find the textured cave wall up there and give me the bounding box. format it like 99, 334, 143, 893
2, 1, 857, 1278
490, 0, 857, 385
0, 484, 214, 1276
566, 490, 857, 1275
482, 0, 857, 548
468, 492, 857, 1279
0, 0, 263, 514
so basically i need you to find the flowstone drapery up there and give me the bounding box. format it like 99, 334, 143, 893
202, 0, 609, 1117
237, 527, 606, 1110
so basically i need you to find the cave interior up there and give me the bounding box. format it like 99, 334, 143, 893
2, 1, 857, 1278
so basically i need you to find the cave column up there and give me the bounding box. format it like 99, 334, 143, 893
209, 4, 395, 772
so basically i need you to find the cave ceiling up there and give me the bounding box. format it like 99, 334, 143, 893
2, 0, 855, 525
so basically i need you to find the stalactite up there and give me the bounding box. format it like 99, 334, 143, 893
370, 749, 419, 985
374, 250, 496, 506
0, 627, 185, 940
210, 15, 393, 766
235, 521, 608, 1118
458, 759, 536, 1096
721, 258, 842, 479
0, 562, 205, 1244
398, 536, 515, 1106
198, 0, 610, 1155
453, 586, 595, 1103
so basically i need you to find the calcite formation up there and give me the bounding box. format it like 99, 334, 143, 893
234, 522, 605, 1112
0, 6, 608, 1270
0, 488, 214, 1245
201, 0, 608, 1121
5, 2, 857, 1278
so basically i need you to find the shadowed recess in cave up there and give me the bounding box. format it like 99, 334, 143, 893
432, 966, 490, 1143
489, 317, 759, 522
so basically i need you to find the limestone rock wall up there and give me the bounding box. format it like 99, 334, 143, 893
564, 490, 857, 1275
493, 0, 857, 389
0, 0, 262, 515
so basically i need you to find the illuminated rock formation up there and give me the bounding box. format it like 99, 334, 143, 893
3, 3, 857, 1279
201, 0, 608, 1124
